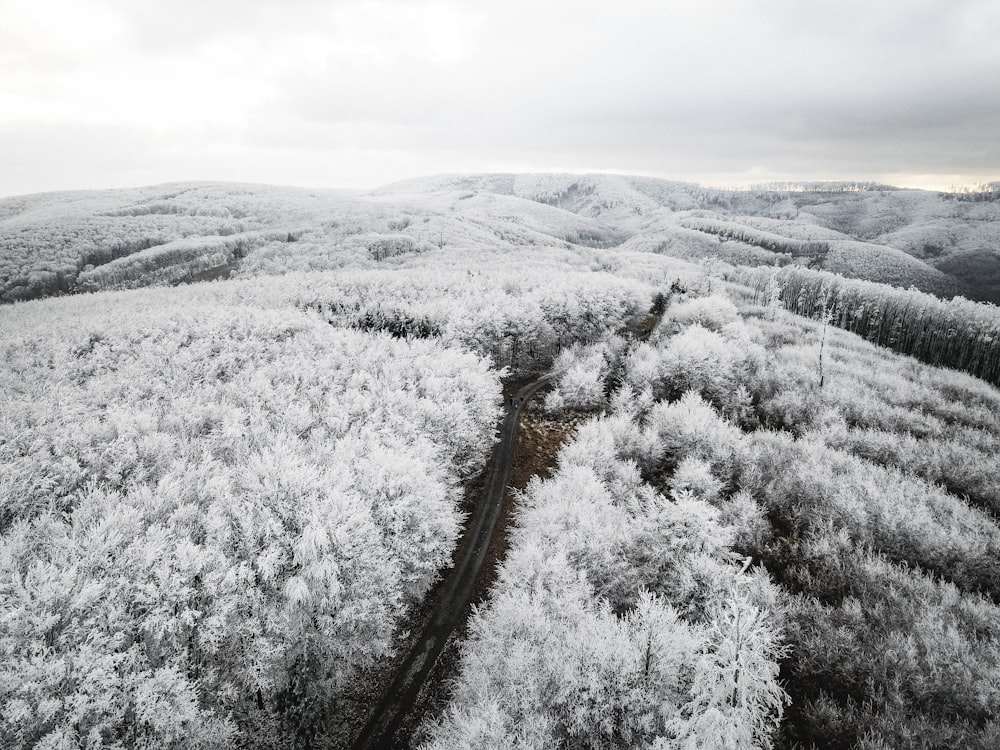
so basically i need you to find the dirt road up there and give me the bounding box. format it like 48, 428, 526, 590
348, 373, 555, 750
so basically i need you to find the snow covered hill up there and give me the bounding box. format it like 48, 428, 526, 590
1, 175, 997, 303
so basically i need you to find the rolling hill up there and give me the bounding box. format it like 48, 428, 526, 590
2, 175, 997, 304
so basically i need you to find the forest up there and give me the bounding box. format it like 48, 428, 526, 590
0, 247, 692, 747
1, 298, 502, 747
2, 174, 1000, 749
733, 266, 1000, 387
421, 286, 1000, 749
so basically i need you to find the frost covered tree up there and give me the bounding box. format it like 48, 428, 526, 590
0, 296, 502, 747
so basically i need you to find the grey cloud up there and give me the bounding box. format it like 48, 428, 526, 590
3, 0, 999, 194
99, 0, 335, 52
0, 123, 161, 196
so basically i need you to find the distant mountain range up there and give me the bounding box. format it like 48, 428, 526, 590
2, 174, 998, 304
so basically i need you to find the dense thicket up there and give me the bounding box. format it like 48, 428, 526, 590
734, 265, 1000, 387
621, 223, 794, 268
0, 297, 501, 748
426, 284, 1000, 749
733, 310, 1000, 749
419, 413, 788, 750
0, 246, 700, 747
653, 292, 1000, 748
420, 293, 789, 750
102, 260, 679, 376
75, 233, 267, 290
0, 212, 241, 301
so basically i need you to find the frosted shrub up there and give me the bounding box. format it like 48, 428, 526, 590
545, 336, 630, 413
628, 324, 763, 414
671, 456, 724, 506
609, 383, 654, 421
752, 346, 824, 434
673, 590, 789, 750
719, 490, 773, 554
642, 392, 742, 480
545, 352, 607, 412
623, 341, 662, 394
658, 324, 735, 399
366, 233, 430, 261
545, 359, 606, 412
556, 416, 651, 507
665, 293, 740, 333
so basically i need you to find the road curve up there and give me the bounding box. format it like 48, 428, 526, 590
349, 372, 557, 750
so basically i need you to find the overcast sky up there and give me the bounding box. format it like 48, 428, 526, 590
2, 0, 999, 197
